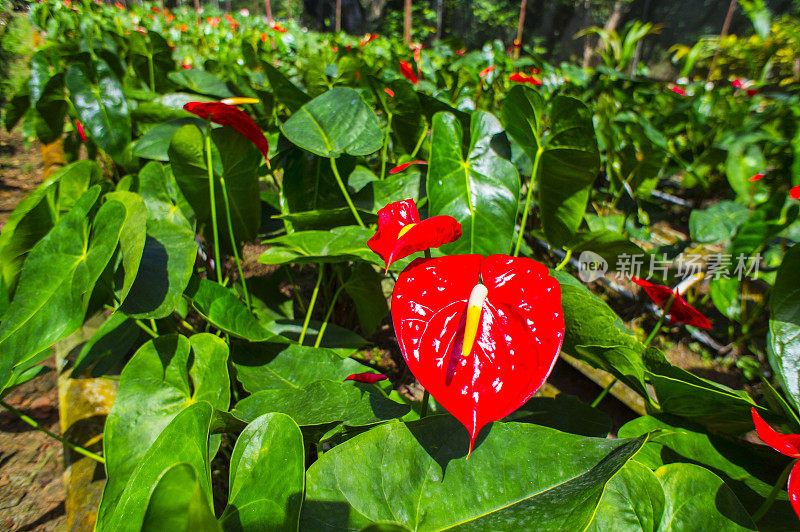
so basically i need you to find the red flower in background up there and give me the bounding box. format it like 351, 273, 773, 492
181, 62, 192, 69
271, 23, 288, 33
455, 48, 466, 56
359, 33, 378, 47
183, 102, 270, 162
392, 255, 564, 455
206, 17, 220, 27
791, 186, 800, 200
344, 372, 388, 384
384, 88, 395, 98
400, 60, 418, 84
751, 408, 800, 519
114, 1, 124, 8
75, 120, 87, 142
632, 277, 711, 329
670, 85, 687, 96
367, 199, 460, 273
749, 172, 765, 182
479, 65, 495, 78
389, 160, 425, 174
509, 72, 541, 85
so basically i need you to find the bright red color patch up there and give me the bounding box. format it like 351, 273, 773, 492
367, 199, 460, 273
75, 120, 87, 142
344, 372, 388, 384
400, 60, 418, 84
632, 277, 711, 329
791, 186, 800, 200
392, 255, 564, 455
384, 88, 395, 98
752, 408, 800, 519
360, 33, 378, 47
389, 160, 425, 174
183, 102, 270, 161
479, 65, 496, 78
509, 72, 542, 85
749, 172, 765, 182
671, 85, 687, 96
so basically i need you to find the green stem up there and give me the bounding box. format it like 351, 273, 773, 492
134, 319, 158, 338
513, 145, 544, 257
314, 284, 344, 348
420, 390, 430, 417
149, 318, 158, 335
299, 264, 324, 346
752, 459, 795, 523
329, 157, 365, 228
643, 292, 676, 348
285, 267, 307, 313
219, 176, 251, 310
147, 52, 155, 92
380, 112, 393, 181
409, 118, 428, 160
591, 377, 618, 408
205, 123, 223, 284
555, 250, 572, 271
0, 400, 105, 464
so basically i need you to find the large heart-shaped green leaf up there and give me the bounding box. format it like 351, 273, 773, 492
231, 342, 369, 393
72, 312, 142, 377
142, 463, 220, 532
301, 417, 647, 531
105, 191, 148, 304
169, 124, 262, 252
97, 402, 214, 532
689, 201, 750, 244
280, 87, 382, 158
768, 243, 800, 413
66, 59, 131, 163
504, 394, 611, 437
220, 413, 305, 531
501, 87, 600, 248
132, 117, 206, 161
100, 334, 229, 530
233, 379, 409, 427
120, 162, 197, 318
168, 69, 234, 99
427, 111, 520, 255
258, 226, 377, 266
0, 187, 124, 391
261, 61, 311, 113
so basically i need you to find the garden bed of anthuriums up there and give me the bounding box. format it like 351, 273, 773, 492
2, 0, 800, 530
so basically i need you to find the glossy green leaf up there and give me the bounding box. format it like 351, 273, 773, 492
726, 142, 765, 199
168, 69, 234, 98
105, 191, 148, 304
132, 117, 206, 161
120, 162, 197, 318
231, 341, 368, 393
730, 194, 798, 259
258, 226, 377, 265
184, 277, 281, 342
585, 460, 665, 531
220, 413, 305, 532
169, 124, 262, 251
73, 312, 141, 376
97, 402, 214, 532
344, 262, 389, 336
768, 243, 800, 413
280, 87, 382, 158
504, 394, 611, 437
710, 277, 742, 322
66, 59, 131, 163
261, 61, 310, 112
264, 320, 368, 356
0, 187, 123, 390
689, 201, 749, 244
427, 111, 519, 255
276, 208, 378, 231
566, 230, 645, 267
233, 379, 409, 427
302, 416, 647, 531
142, 463, 220, 532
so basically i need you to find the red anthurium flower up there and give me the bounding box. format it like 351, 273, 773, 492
345, 44, 353, 51
344, 372, 388, 384
114, 1, 123, 8
670, 85, 687, 96
389, 160, 425, 174
181, 62, 192, 70
632, 277, 711, 329
393, 255, 564, 455
206, 16, 220, 27
271, 23, 288, 33
791, 186, 800, 200
400, 60, 418, 84
530, 68, 540, 74
183, 102, 270, 162
75, 120, 87, 142
384, 88, 395, 98
479, 65, 495, 78
751, 408, 800, 519
367, 199, 460, 273
359, 33, 378, 47
509, 72, 541, 85
179, 24, 188, 31
732, 78, 744, 89
749, 172, 765, 182
456, 48, 466, 56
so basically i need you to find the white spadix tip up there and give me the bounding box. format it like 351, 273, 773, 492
467, 283, 488, 309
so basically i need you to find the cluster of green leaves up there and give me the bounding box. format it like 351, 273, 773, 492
0, 0, 799, 529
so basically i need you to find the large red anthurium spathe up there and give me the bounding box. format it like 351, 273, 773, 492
183, 101, 270, 162
392, 254, 564, 455
368, 199, 461, 273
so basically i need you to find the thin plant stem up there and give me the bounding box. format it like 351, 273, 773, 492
329, 157, 365, 228
555, 250, 572, 271
752, 459, 794, 522
147, 53, 155, 92
299, 264, 325, 346
643, 292, 676, 347
409, 119, 428, 159
314, 284, 345, 348
380, 112, 393, 180
591, 377, 618, 408
219, 176, 251, 310
205, 123, 223, 284
513, 145, 544, 257
285, 267, 307, 313
0, 400, 105, 464
134, 319, 158, 338
420, 390, 431, 417
149, 318, 158, 335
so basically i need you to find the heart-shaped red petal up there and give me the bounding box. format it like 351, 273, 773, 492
392, 255, 564, 454
183, 102, 270, 161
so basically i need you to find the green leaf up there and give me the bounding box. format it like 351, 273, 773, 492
120, 162, 197, 318
66, 59, 131, 163
585, 460, 665, 531
32, 71, 67, 145
710, 277, 742, 322
275, 208, 378, 231
566, 230, 645, 267
233, 379, 409, 427
184, 277, 281, 342
142, 463, 220, 532
730, 195, 798, 259
105, 191, 148, 304
97, 403, 214, 532
231, 341, 369, 393
344, 262, 389, 336
132, 117, 206, 161
73, 312, 141, 376
0, 187, 123, 390
501, 87, 600, 247
280, 87, 382, 158
220, 414, 305, 532
427, 111, 520, 255
689, 201, 749, 243
768, 243, 800, 413
259, 320, 368, 357
168, 69, 234, 98
301, 417, 648, 531
261, 61, 310, 113
504, 394, 611, 437
258, 226, 377, 265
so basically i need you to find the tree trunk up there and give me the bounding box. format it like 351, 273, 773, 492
435, 0, 443, 40
513, 0, 527, 59
193, 0, 200, 25
264, 0, 273, 25
404, 0, 412, 45
707, 0, 738, 81
581, 0, 592, 67
335, 0, 342, 32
